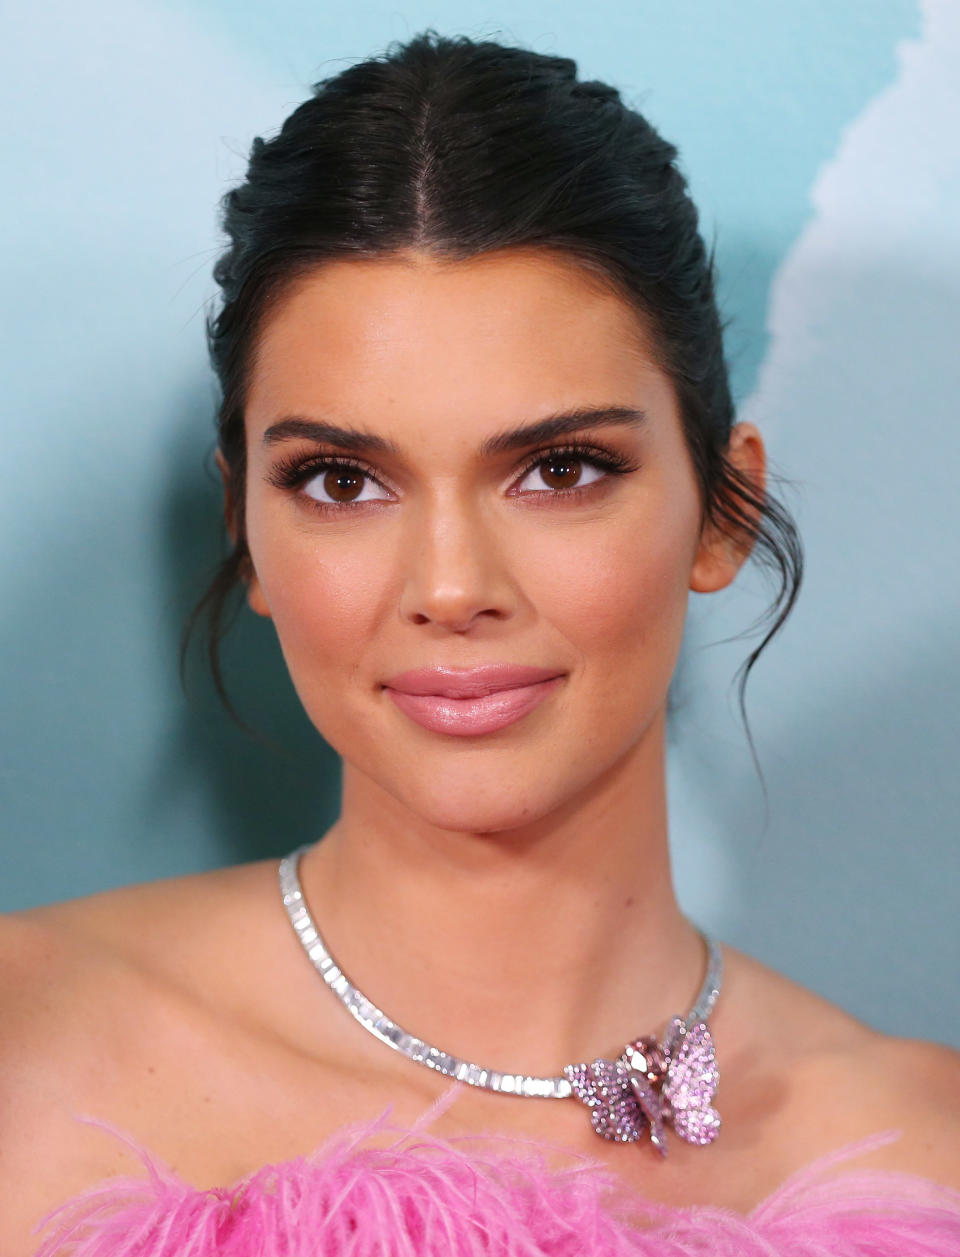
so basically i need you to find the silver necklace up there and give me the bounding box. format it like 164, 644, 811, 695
279, 842, 723, 1155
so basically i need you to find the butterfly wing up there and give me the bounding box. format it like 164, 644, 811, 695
663, 1020, 721, 1146
627, 1071, 668, 1156
564, 1058, 647, 1142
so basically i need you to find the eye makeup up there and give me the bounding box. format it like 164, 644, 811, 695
264, 440, 641, 518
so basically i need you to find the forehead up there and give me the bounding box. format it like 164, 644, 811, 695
245, 248, 665, 433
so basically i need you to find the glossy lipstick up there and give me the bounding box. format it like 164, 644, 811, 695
382, 665, 564, 736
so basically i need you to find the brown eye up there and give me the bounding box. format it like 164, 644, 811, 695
515, 451, 607, 496
539, 455, 584, 490
322, 469, 364, 502
301, 462, 392, 507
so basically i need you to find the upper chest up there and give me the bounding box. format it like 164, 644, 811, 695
34, 980, 812, 1219
12, 899, 913, 1223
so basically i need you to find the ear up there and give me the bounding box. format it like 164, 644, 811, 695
214, 447, 272, 620
214, 447, 239, 544
689, 422, 766, 594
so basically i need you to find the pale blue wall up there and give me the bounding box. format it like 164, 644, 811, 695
2, 1, 957, 1044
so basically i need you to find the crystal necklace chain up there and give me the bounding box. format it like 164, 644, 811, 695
278, 843, 724, 1154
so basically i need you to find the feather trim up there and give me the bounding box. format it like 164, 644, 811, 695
31, 1082, 960, 1256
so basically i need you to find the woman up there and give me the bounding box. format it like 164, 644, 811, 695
4, 29, 959, 1257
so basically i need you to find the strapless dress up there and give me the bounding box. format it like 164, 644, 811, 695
30, 1083, 960, 1256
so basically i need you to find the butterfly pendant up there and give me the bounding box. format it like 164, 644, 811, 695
562, 1017, 720, 1156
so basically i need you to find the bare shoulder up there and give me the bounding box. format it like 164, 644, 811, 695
0, 854, 283, 1061
813, 1029, 960, 1184
0, 905, 141, 1255
720, 944, 960, 1190
4, 855, 278, 964
0, 859, 281, 1256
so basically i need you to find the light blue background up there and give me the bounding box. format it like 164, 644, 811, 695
2, 1, 957, 1044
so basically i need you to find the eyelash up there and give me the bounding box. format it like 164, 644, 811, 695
265, 442, 640, 516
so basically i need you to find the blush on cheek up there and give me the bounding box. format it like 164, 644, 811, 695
551, 524, 693, 732
246, 511, 414, 736
269, 563, 376, 662
541, 517, 691, 638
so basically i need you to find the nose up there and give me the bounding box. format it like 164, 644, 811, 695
397, 489, 516, 632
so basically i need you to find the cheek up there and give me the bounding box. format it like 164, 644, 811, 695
246, 474, 700, 743
527, 504, 697, 671
521, 485, 700, 750
274, 562, 377, 656
247, 514, 389, 703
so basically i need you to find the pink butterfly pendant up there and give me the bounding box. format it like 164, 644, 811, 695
562, 1017, 720, 1156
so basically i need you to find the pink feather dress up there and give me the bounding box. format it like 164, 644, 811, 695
30, 1082, 960, 1256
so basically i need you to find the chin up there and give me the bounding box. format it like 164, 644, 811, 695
387, 769, 576, 838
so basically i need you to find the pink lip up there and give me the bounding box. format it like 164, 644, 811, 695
381, 665, 565, 736
383, 664, 563, 697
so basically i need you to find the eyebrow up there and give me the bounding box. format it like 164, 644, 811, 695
261, 405, 648, 457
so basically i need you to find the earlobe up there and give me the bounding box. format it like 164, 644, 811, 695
245, 574, 272, 619
689, 422, 766, 594
689, 528, 742, 594
214, 446, 273, 621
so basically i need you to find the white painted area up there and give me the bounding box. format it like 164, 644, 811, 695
734, 0, 960, 729
669, 0, 959, 1037
744, 0, 960, 430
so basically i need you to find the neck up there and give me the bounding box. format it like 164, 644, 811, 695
298, 708, 704, 1075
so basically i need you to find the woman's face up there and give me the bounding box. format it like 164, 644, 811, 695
236, 248, 744, 834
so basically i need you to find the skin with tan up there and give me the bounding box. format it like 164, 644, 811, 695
0, 248, 958, 1254
234, 246, 753, 1074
